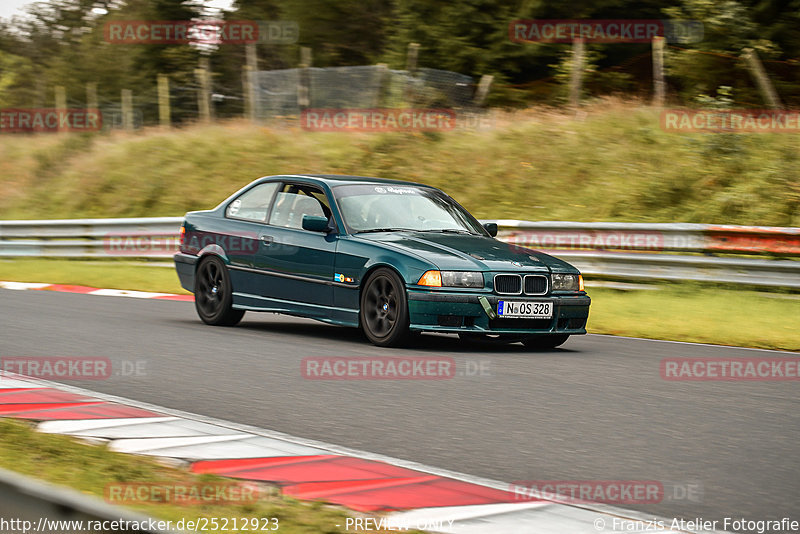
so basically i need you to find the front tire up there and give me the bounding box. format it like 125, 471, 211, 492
360, 268, 410, 347
522, 334, 569, 350
194, 256, 245, 326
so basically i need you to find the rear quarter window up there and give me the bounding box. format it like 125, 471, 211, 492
226, 182, 280, 222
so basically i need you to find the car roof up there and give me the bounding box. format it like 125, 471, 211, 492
261, 174, 431, 188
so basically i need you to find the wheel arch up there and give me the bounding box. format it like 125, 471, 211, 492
357, 263, 406, 329
194, 245, 231, 272
359, 253, 432, 289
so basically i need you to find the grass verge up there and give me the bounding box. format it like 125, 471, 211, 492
0, 418, 416, 534
587, 282, 799, 351
0, 102, 797, 226
0, 259, 797, 351
0, 258, 190, 294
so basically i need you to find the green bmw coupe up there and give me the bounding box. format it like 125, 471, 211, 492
174, 175, 590, 348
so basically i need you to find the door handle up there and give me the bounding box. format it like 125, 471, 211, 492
260, 234, 274, 245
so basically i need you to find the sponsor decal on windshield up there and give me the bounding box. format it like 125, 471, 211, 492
374, 186, 417, 195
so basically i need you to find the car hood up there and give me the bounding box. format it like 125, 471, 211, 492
355, 232, 577, 272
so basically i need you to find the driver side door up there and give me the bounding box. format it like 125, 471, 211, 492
253, 182, 337, 312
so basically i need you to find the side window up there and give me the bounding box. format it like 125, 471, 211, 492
268, 184, 330, 229
226, 182, 280, 222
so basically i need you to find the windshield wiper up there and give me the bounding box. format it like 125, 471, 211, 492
417, 229, 476, 235
356, 228, 478, 235
355, 228, 416, 234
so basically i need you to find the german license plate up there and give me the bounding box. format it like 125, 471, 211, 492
497, 300, 553, 318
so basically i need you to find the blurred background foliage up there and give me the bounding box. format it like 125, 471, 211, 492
1, 0, 800, 110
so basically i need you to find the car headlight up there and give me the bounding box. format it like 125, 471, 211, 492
418, 270, 483, 288
552, 273, 583, 291
442, 271, 484, 288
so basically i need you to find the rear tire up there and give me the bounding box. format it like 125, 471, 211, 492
360, 268, 410, 347
194, 256, 245, 327
522, 334, 569, 350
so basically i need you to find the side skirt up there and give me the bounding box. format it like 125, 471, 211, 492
232, 291, 359, 328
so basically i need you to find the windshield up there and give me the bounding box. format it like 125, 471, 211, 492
333, 184, 486, 235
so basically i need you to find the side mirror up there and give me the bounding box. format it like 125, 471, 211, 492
302, 214, 330, 232
483, 222, 498, 237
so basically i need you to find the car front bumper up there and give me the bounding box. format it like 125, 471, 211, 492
407, 289, 590, 335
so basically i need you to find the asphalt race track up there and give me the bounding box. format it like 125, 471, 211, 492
1, 288, 798, 525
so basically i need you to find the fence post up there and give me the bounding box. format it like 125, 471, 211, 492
245, 43, 258, 121
195, 57, 212, 122
35, 78, 45, 108
157, 74, 170, 128
741, 48, 782, 109
297, 46, 312, 109
55, 86, 67, 132
86, 82, 98, 112
55, 86, 66, 110
569, 38, 585, 108
405, 43, 420, 105
243, 66, 253, 120
406, 42, 420, 74
121, 89, 133, 131
474, 74, 494, 106
374, 63, 389, 107
652, 36, 665, 107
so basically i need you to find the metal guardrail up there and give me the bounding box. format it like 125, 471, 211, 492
492, 219, 800, 255
0, 466, 178, 533
490, 219, 800, 288
0, 217, 798, 287
0, 217, 183, 258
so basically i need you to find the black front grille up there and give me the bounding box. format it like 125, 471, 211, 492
489, 318, 553, 330
494, 274, 521, 294
524, 275, 548, 295
437, 315, 464, 327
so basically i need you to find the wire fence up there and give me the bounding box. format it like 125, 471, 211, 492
29, 40, 800, 132
254, 66, 475, 119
